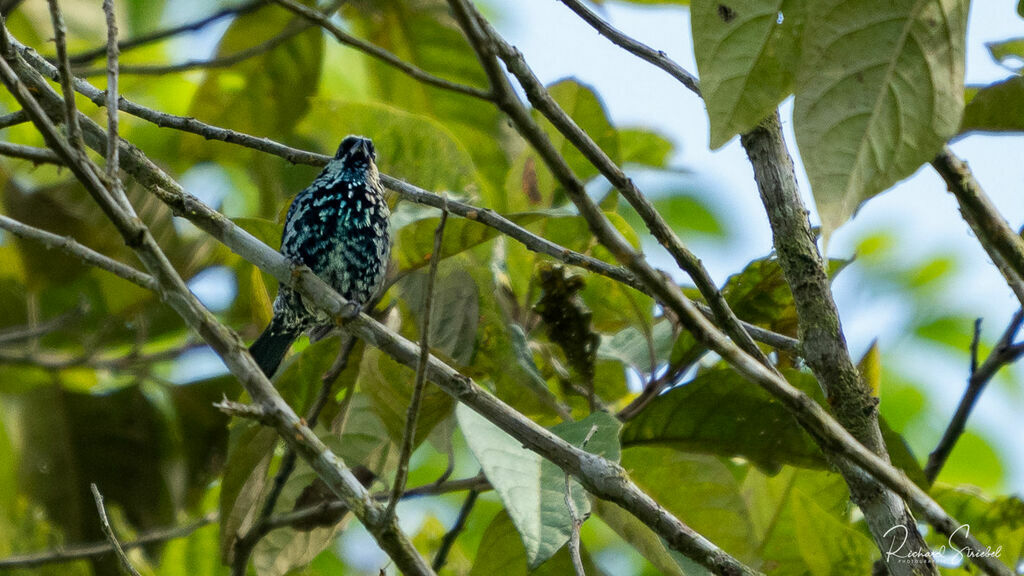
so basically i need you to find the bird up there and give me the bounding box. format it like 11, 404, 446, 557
249, 135, 391, 377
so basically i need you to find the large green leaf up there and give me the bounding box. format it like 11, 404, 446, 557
623, 447, 759, 564
457, 407, 619, 568
741, 466, 852, 572
960, 76, 1024, 135
301, 99, 480, 196
793, 0, 968, 238
622, 367, 826, 471
692, 0, 807, 148
362, 348, 455, 448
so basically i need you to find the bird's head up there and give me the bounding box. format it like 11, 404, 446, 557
328, 135, 380, 190
334, 135, 376, 165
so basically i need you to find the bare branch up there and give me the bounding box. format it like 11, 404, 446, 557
45, 0, 82, 148
0, 108, 26, 128
90, 484, 142, 576
0, 513, 216, 570
270, 0, 492, 101
926, 310, 1024, 482
0, 306, 83, 345
555, 0, 701, 98
431, 488, 479, 572
933, 145, 1024, 307
67, 0, 267, 65
102, 0, 119, 189
0, 140, 61, 164
0, 214, 156, 290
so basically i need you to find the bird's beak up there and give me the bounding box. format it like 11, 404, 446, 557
359, 139, 372, 158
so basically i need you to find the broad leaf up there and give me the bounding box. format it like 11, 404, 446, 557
468, 511, 604, 576
794, 0, 968, 238
692, 0, 807, 148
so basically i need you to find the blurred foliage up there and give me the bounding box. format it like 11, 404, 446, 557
0, 0, 1020, 575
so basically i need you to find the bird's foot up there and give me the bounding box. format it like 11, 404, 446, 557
340, 301, 362, 322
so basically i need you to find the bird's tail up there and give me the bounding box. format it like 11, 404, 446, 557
249, 317, 300, 377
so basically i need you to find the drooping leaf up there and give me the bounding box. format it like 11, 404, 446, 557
692, 0, 807, 148
793, 0, 968, 238
618, 128, 675, 167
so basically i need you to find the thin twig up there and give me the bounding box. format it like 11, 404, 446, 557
270, 0, 491, 101
103, 0, 119, 188
77, 16, 311, 77
45, 0, 82, 148
0, 306, 83, 345
0, 513, 216, 569
0, 140, 61, 164
67, 0, 267, 65
90, 484, 142, 576
555, 0, 701, 97
0, 108, 26, 128
431, 489, 479, 572
565, 424, 598, 576
925, 310, 1024, 483
933, 146, 1024, 308
0, 214, 156, 290
387, 206, 449, 520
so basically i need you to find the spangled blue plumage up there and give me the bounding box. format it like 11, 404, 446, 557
250, 136, 391, 376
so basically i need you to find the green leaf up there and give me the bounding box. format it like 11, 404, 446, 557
591, 499, 687, 576
622, 367, 827, 471
597, 319, 676, 372
11, 385, 176, 544
741, 466, 852, 572
219, 422, 277, 562
960, 76, 1024, 134
986, 36, 1024, 66
301, 99, 479, 195
791, 491, 877, 574
793, 0, 968, 238
398, 265, 480, 367
692, 0, 807, 148
468, 511, 603, 576
623, 447, 759, 563
457, 407, 619, 568
189, 1, 324, 138
618, 128, 675, 167
541, 79, 621, 183
362, 348, 454, 448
